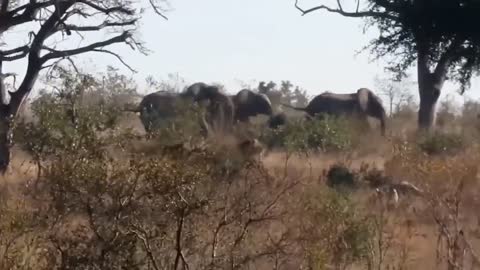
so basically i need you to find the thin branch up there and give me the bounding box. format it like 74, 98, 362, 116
94, 49, 136, 72
173, 209, 189, 270
130, 228, 161, 270
294, 0, 398, 21
77, 0, 134, 16
41, 31, 132, 62
61, 19, 137, 32
149, 0, 168, 20
0, 0, 55, 32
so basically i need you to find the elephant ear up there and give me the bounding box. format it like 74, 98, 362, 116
236, 89, 252, 104
356, 88, 370, 113
259, 93, 272, 106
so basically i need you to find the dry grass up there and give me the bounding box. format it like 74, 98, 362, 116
2, 109, 480, 269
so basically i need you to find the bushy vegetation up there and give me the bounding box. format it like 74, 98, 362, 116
295, 188, 374, 269
417, 131, 466, 156
261, 114, 357, 153
2, 67, 480, 269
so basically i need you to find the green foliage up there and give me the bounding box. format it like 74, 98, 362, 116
417, 131, 465, 155
14, 67, 128, 162
299, 188, 373, 269
257, 80, 309, 108
143, 99, 206, 145
261, 114, 354, 153
6, 67, 290, 269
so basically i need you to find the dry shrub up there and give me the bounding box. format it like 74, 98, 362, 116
381, 138, 480, 269
290, 187, 374, 270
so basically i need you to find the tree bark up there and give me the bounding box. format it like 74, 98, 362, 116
418, 75, 441, 130
0, 114, 11, 173
416, 39, 443, 131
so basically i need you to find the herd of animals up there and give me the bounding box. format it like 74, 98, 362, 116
125, 82, 388, 137
123, 82, 425, 205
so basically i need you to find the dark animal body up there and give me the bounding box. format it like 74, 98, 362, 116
231, 89, 273, 123
129, 83, 235, 135
134, 91, 192, 133
282, 88, 387, 135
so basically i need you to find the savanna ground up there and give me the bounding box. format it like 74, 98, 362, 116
1, 69, 480, 270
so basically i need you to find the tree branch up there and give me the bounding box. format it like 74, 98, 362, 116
173, 209, 189, 270
77, 0, 134, 16
41, 31, 131, 62
149, 0, 168, 20
130, 228, 161, 270
0, 45, 30, 61
91, 49, 137, 72
0, 0, 55, 32
434, 38, 465, 82
61, 19, 137, 32
294, 0, 398, 21
8, 1, 74, 117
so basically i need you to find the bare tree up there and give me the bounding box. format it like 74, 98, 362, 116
374, 75, 415, 117
0, 0, 169, 172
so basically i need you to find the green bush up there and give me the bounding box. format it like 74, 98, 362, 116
6, 68, 288, 269
261, 114, 355, 153
145, 100, 206, 145
417, 131, 465, 155
298, 188, 374, 269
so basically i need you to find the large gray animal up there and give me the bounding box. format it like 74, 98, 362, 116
231, 89, 273, 123
133, 91, 187, 133
186, 82, 235, 134
282, 88, 387, 136
129, 82, 234, 135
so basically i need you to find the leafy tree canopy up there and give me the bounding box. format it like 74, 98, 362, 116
295, 0, 480, 129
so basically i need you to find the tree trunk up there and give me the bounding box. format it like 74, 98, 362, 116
0, 114, 12, 174
417, 72, 443, 131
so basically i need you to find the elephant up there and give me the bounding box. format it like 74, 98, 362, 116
128, 82, 234, 135
131, 91, 187, 133
282, 88, 387, 135
185, 82, 235, 134
231, 89, 273, 123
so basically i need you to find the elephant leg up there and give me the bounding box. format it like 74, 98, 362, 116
199, 112, 211, 138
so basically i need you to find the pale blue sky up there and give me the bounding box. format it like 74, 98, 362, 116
4, 0, 480, 106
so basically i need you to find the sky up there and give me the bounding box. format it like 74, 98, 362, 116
4, 0, 480, 107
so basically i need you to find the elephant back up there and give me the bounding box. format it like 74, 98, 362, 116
233, 89, 273, 121
138, 92, 186, 132
308, 92, 358, 116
